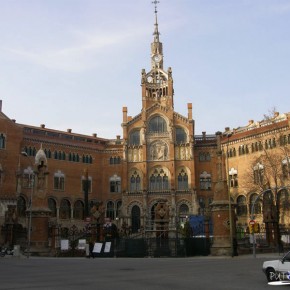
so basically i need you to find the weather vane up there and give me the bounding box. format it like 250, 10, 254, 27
152, 0, 160, 14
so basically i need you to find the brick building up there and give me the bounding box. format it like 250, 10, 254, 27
0, 5, 289, 254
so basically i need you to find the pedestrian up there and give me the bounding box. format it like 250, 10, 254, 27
89, 241, 95, 258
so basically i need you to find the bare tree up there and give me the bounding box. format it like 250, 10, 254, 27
241, 109, 290, 250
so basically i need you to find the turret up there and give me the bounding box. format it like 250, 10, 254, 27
141, 1, 174, 111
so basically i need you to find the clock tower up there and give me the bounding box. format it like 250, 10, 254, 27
121, 0, 197, 242
141, 0, 174, 111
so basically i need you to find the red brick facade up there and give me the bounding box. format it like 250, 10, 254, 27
0, 8, 289, 255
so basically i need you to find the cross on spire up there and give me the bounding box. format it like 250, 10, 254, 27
152, 0, 160, 42
152, 0, 159, 14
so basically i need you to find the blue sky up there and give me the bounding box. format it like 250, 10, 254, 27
0, 0, 289, 139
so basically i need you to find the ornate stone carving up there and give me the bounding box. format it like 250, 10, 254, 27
128, 147, 143, 162
149, 141, 168, 161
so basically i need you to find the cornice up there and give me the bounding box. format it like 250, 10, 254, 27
146, 103, 169, 116
221, 125, 289, 147
23, 137, 104, 152
173, 112, 189, 124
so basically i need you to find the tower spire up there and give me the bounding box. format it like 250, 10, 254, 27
152, 0, 160, 42
150, 0, 163, 68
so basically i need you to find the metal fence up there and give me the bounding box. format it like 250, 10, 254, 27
53, 224, 211, 258
236, 223, 290, 254
93, 237, 211, 258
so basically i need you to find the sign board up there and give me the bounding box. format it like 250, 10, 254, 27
93, 243, 103, 253
104, 242, 111, 253
78, 239, 86, 250
249, 220, 255, 225
60, 239, 69, 250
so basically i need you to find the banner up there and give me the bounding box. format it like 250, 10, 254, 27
60, 239, 69, 250
93, 243, 103, 253
104, 242, 111, 253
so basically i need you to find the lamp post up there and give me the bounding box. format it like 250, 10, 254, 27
83, 169, 89, 218
21, 151, 34, 258
225, 133, 234, 257
250, 191, 263, 259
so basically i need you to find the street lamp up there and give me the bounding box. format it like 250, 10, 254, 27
83, 168, 89, 218
224, 133, 234, 257
21, 151, 34, 258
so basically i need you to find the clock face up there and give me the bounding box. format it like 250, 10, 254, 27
147, 76, 153, 83
153, 54, 162, 63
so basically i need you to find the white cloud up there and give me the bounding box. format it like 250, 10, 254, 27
0, 25, 148, 72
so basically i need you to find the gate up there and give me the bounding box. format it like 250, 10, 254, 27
54, 224, 95, 257
52, 223, 211, 258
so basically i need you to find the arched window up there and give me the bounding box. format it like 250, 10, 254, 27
17, 196, 26, 217
263, 190, 275, 221
205, 153, 211, 161
175, 127, 186, 144
28, 146, 35, 156
149, 168, 169, 191
229, 168, 238, 187
236, 195, 247, 216
129, 130, 140, 146
110, 175, 121, 193
106, 201, 115, 220
233, 148, 236, 156
48, 198, 57, 217
116, 200, 122, 218
179, 204, 189, 215
279, 189, 290, 211
54, 170, 65, 190
44, 149, 52, 159
131, 205, 141, 233
253, 163, 264, 185
177, 169, 188, 190
249, 193, 261, 215
0, 133, 6, 149
150, 175, 155, 190
199, 152, 210, 161
199, 153, 205, 161
130, 171, 141, 192
74, 200, 84, 220
23, 166, 34, 188
282, 158, 290, 179
59, 199, 71, 219
148, 116, 167, 133
200, 171, 211, 190
278, 189, 290, 224
179, 204, 189, 224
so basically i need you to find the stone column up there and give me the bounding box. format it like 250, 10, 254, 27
210, 132, 235, 256
28, 147, 51, 256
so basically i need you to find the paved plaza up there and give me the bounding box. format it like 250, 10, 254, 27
0, 253, 282, 290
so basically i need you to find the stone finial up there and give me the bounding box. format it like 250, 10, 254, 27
35, 145, 47, 166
